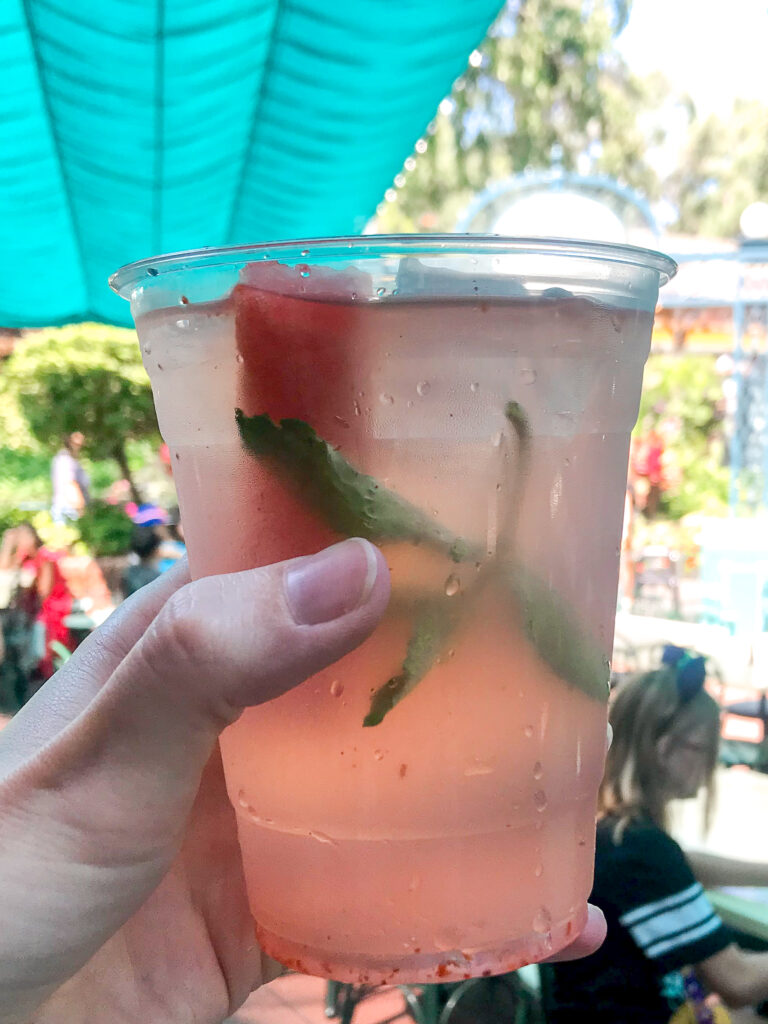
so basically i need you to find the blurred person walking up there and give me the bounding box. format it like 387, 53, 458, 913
51, 431, 90, 522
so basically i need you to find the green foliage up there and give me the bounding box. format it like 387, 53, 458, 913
1, 323, 159, 471
669, 99, 768, 238
636, 355, 729, 519
76, 500, 134, 557
377, 0, 665, 232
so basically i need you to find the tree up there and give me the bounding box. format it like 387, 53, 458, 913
669, 99, 768, 238
377, 0, 666, 232
1, 324, 159, 502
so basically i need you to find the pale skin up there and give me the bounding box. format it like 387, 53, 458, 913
0, 526, 54, 600
0, 539, 607, 1024
656, 728, 768, 1008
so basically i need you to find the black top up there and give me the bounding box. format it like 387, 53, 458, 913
547, 815, 732, 1024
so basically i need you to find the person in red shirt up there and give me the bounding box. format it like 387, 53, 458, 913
0, 523, 74, 682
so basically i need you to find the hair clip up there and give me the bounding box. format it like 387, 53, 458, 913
661, 644, 706, 702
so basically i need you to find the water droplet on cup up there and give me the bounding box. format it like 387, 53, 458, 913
353, 401, 362, 416
330, 680, 344, 698
376, 286, 386, 297
434, 927, 462, 952
235, 351, 244, 364
534, 790, 548, 812
521, 368, 537, 385
534, 863, 543, 878
444, 574, 461, 597
379, 393, 395, 406
143, 343, 152, 354
309, 831, 338, 846
374, 749, 385, 761
416, 381, 431, 396
300, 249, 310, 257
523, 725, 534, 739
237, 789, 250, 809
533, 761, 543, 780
470, 382, 480, 392
533, 907, 552, 934
408, 874, 421, 892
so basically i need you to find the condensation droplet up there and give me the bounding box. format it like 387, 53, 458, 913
408, 874, 421, 892
374, 749, 385, 761
521, 368, 537, 385
470, 382, 480, 392
416, 380, 431, 396
236, 789, 251, 809
379, 393, 395, 406
523, 724, 534, 739
434, 926, 462, 952
298, 265, 310, 278
533, 907, 552, 934
444, 574, 461, 597
143, 342, 152, 354
376, 286, 386, 298
534, 790, 548, 812
407, 400, 414, 408
330, 679, 344, 698
463, 756, 496, 777
534, 863, 543, 878
300, 249, 310, 257
353, 400, 362, 416
309, 831, 338, 846
539, 702, 550, 740
533, 761, 543, 780
447, 648, 455, 658
334, 415, 350, 428
235, 351, 244, 364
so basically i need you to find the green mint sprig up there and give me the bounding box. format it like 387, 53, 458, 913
235, 411, 474, 563
236, 406, 609, 724
363, 599, 458, 727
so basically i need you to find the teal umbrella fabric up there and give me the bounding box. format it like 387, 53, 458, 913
1, 0, 501, 328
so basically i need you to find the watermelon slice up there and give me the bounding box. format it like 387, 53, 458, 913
232, 260, 373, 563
234, 261, 372, 447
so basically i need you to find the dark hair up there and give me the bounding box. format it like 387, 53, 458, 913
600, 663, 721, 839
130, 525, 162, 560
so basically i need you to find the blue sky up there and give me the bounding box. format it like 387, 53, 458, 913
617, 0, 768, 115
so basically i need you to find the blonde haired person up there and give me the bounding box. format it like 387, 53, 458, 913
548, 647, 768, 1023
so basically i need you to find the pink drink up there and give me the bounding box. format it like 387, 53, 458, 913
112, 238, 674, 984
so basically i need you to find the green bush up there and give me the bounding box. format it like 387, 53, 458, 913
76, 501, 134, 557
635, 354, 729, 520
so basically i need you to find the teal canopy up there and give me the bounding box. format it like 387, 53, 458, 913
1, 0, 502, 328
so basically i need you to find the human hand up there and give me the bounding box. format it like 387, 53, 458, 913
0, 536, 606, 1024
0, 539, 389, 1024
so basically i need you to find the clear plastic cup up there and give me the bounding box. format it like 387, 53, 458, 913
111, 236, 675, 984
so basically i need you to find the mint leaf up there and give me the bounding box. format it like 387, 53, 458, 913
236, 410, 474, 562
501, 563, 610, 703
363, 599, 457, 727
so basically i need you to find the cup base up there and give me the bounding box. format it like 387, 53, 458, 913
256, 903, 587, 985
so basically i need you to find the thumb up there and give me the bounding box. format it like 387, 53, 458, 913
9, 539, 390, 845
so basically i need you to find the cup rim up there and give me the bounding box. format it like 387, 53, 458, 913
109, 233, 678, 297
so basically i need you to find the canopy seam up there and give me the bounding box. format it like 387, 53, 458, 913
20, 0, 89, 312
153, 0, 166, 256
225, 0, 285, 242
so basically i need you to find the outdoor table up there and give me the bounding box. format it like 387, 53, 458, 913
708, 887, 768, 943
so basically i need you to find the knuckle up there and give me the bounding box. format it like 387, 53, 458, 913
147, 582, 218, 671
